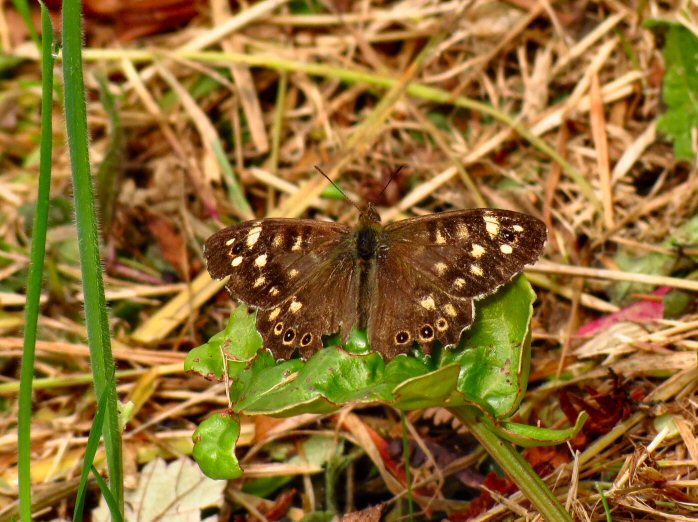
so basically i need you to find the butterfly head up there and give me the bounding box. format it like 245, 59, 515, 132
359, 203, 381, 226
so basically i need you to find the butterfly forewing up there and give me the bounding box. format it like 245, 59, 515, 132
383, 209, 547, 298
204, 219, 359, 358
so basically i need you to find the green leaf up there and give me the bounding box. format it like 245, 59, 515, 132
191, 277, 589, 480
441, 276, 534, 417
495, 411, 589, 447
652, 22, 698, 160
192, 412, 243, 480
192, 276, 535, 418
185, 305, 263, 380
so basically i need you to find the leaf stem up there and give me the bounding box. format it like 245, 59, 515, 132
450, 406, 572, 521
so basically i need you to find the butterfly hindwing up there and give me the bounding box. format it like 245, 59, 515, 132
255, 253, 358, 359
204, 219, 359, 358
367, 255, 475, 359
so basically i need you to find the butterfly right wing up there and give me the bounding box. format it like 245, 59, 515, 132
366, 209, 546, 358
204, 219, 358, 359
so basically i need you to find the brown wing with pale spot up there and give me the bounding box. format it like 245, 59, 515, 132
367, 256, 475, 359
367, 209, 546, 357
204, 219, 358, 359
255, 254, 358, 359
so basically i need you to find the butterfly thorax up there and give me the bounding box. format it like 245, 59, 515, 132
355, 204, 383, 262
354, 204, 384, 327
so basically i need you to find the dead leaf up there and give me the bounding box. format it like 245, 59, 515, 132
92, 457, 225, 521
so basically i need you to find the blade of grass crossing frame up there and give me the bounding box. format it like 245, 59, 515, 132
18, 4, 53, 519
62, 0, 124, 511
73, 388, 108, 522
10, 0, 40, 48
211, 138, 253, 218
91, 466, 124, 522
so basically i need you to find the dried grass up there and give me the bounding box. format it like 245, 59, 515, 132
1, 0, 697, 520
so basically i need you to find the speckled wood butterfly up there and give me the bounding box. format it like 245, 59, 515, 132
205, 198, 547, 361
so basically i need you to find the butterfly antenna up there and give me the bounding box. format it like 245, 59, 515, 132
314, 165, 361, 211
379, 165, 406, 199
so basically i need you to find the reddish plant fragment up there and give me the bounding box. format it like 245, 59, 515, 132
449, 472, 515, 520
576, 287, 669, 337
363, 422, 406, 483
560, 371, 635, 449
265, 489, 297, 521
523, 445, 570, 477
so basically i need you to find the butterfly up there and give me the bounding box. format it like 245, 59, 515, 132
204, 203, 547, 361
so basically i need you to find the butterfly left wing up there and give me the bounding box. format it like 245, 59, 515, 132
366, 209, 546, 357
204, 219, 358, 359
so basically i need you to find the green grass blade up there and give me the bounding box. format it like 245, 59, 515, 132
17, 4, 54, 519
73, 388, 108, 522
61, 0, 124, 512
91, 466, 124, 522
10, 0, 40, 49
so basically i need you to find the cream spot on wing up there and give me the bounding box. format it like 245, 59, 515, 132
435, 227, 446, 245
231, 256, 243, 267
269, 287, 279, 296
246, 226, 262, 247
470, 264, 484, 276
471, 244, 486, 258
453, 277, 466, 289
500, 244, 513, 254
443, 304, 457, 317
434, 262, 447, 275
225, 238, 235, 246
272, 234, 283, 248
483, 215, 500, 238
513, 224, 524, 232
419, 295, 436, 310
289, 268, 299, 278
289, 300, 303, 313
455, 223, 469, 238
291, 236, 302, 252
253, 275, 266, 288
254, 254, 268, 267
268, 308, 281, 321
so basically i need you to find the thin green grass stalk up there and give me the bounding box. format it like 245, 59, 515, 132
62, 0, 124, 512
400, 412, 414, 521
596, 482, 613, 522
10, 0, 40, 49
18, 4, 53, 519
0, 365, 182, 395
73, 388, 108, 521
91, 466, 123, 522
451, 406, 572, 521
212, 138, 253, 217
